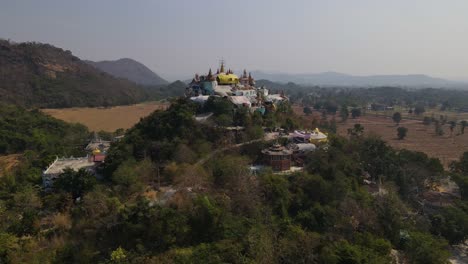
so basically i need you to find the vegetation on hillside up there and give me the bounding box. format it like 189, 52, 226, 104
0, 40, 149, 108
0, 104, 89, 156
0, 99, 466, 263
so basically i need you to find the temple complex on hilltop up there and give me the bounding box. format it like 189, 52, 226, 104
186, 62, 287, 112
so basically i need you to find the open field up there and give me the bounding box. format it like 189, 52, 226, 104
368, 106, 468, 121
293, 106, 468, 168
42, 101, 169, 132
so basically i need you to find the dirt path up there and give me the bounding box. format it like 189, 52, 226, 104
195, 132, 284, 165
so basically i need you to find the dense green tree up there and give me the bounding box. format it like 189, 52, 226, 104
431, 204, 468, 244
451, 173, 468, 200
397, 126, 408, 140
392, 112, 402, 126
324, 101, 338, 114
347, 124, 364, 138
414, 104, 426, 115
351, 108, 361, 119
403, 231, 450, 264
54, 168, 97, 199
340, 105, 349, 122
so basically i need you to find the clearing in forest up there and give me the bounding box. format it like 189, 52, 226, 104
42, 101, 169, 132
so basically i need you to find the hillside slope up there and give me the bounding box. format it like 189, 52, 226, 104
87, 58, 168, 86
0, 40, 149, 108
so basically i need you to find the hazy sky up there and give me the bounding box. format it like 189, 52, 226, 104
1, 0, 468, 81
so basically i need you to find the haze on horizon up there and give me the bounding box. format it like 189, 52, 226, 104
1, 0, 467, 82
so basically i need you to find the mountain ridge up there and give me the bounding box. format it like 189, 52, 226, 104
251, 70, 465, 88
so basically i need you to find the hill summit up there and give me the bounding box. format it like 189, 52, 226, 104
0, 40, 149, 108
87, 58, 168, 86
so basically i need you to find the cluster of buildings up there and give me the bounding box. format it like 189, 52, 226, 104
260, 128, 328, 172
42, 139, 111, 189
186, 62, 287, 112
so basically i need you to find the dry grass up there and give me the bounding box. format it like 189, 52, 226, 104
0, 154, 21, 176
42, 101, 169, 132
293, 106, 468, 168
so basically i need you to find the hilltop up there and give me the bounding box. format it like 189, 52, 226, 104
87, 58, 168, 86
0, 40, 149, 108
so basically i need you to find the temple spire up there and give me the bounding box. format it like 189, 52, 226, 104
248, 72, 255, 86
207, 68, 214, 81
220, 61, 225, 73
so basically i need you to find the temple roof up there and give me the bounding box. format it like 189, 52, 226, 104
262, 144, 293, 155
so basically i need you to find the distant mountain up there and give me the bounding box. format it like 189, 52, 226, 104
251, 71, 463, 88
0, 39, 149, 108
87, 58, 168, 86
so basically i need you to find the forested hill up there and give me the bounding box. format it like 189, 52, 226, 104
0, 40, 149, 108
86, 58, 168, 86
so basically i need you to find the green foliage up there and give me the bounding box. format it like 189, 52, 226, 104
351, 108, 361, 119
397, 126, 408, 140
451, 173, 468, 200
259, 174, 290, 217
110, 246, 127, 263
320, 238, 392, 264
403, 231, 450, 264
0, 104, 89, 155
340, 105, 349, 122
54, 168, 96, 199
431, 204, 468, 244
0, 40, 149, 108
392, 112, 402, 125
0, 92, 462, 263
347, 123, 364, 138
414, 104, 426, 115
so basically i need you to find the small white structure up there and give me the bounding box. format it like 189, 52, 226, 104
213, 85, 233, 97
295, 143, 317, 153
266, 94, 287, 103
195, 112, 213, 123
229, 96, 252, 107
190, 95, 210, 104
42, 157, 95, 189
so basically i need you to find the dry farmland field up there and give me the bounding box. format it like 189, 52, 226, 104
293, 106, 468, 168
42, 101, 169, 132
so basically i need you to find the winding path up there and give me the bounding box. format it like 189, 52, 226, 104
195, 132, 284, 166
